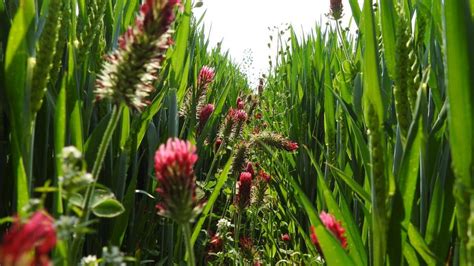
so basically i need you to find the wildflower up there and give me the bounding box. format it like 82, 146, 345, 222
239, 237, 254, 259
80, 255, 99, 266
233, 109, 248, 123
310, 212, 347, 256
215, 137, 223, 149
330, 0, 343, 20
209, 234, 223, 253
235, 172, 252, 209
253, 169, 270, 207
95, 0, 180, 110
154, 138, 204, 223
285, 141, 299, 151
197, 103, 214, 133
246, 162, 255, 177
253, 132, 298, 152
257, 170, 270, 183
236, 97, 245, 110
254, 113, 262, 120
0, 211, 57, 266
198, 66, 215, 87
216, 218, 233, 236
281, 233, 291, 242
231, 109, 248, 142
102, 246, 125, 266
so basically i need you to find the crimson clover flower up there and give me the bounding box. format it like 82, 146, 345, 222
154, 138, 204, 223
257, 170, 270, 183
235, 172, 252, 210
253, 132, 299, 152
236, 97, 245, 110
233, 109, 248, 123
197, 103, 214, 133
0, 211, 57, 266
310, 211, 347, 256
198, 66, 215, 87
281, 233, 291, 242
330, 0, 343, 20
95, 0, 180, 110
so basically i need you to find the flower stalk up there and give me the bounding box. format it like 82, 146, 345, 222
70, 103, 123, 262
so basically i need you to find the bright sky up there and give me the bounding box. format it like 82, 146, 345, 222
193, 0, 363, 87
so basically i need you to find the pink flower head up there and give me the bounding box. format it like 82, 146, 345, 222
245, 162, 255, 177
198, 104, 214, 123
284, 140, 299, 152
140, 0, 181, 30
281, 233, 291, 242
310, 212, 347, 256
197, 104, 214, 133
236, 97, 245, 110
154, 138, 203, 223
198, 66, 215, 87
258, 170, 271, 183
233, 109, 248, 123
215, 137, 223, 149
236, 172, 252, 209
0, 211, 57, 266
209, 234, 223, 253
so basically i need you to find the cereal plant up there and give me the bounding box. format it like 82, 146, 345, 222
0, 0, 473, 265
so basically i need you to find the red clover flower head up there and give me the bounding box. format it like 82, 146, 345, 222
95, 0, 180, 110
209, 234, 223, 253
236, 97, 245, 110
197, 103, 214, 133
154, 138, 204, 223
198, 104, 214, 123
0, 211, 57, 266
233, 109, 248, 123
236, 172, 252, 209
281, 233, 291, 242
245, 162, 255, 177
285, 141, 299, 152
310, 211, 347, 256
198, 66, 215, 87
215, 137, 223, 149
258, 170, 271, 183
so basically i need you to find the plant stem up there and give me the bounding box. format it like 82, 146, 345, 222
70, 103, 124, 262
204, 138, 226, 183
182, 223, 196, 266
234, 211, 242, 249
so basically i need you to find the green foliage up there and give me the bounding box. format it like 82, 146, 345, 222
0, 0, 473, 265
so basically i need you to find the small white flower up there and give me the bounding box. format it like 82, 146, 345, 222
80, 255, 98, 266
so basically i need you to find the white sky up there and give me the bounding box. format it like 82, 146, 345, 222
193, 0, 363, 87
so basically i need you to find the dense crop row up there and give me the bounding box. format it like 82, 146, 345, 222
0, 0, 473, 265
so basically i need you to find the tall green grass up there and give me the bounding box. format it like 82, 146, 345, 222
262, 0, 474, 264
1, 0, 473, 265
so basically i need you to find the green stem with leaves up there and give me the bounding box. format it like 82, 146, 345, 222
182, 222, 196, 266
70, 103, 124, 262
